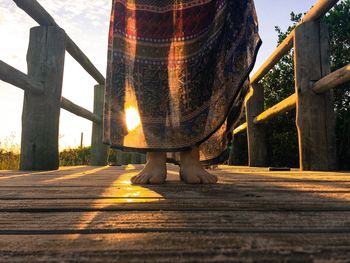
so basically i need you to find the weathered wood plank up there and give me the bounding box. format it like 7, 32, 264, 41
1, 197, 350, 212
245, 83, 268, 166
302, 0, 340, 23
0, 60, 44, 94
233, 122, 247, 135
13, 0, 105, 85
91, 84, 109, 166
250, 0, 339, 85
60, 97, 101, 123
20, 26, 66, 171
1, 233, 350, 262
294, 21, 337, 171
1, 165, 350, 261
254, 94, 296, 124
1, 211, 350, 231
313, 63, 350, 93
65, 36, 105, 85
251, 32, 294, 84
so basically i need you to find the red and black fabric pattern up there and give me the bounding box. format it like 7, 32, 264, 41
104, 0, 261, 164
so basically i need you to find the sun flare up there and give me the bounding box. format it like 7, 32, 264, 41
125, 106, 141, 132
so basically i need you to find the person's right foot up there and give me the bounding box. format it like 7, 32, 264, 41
131, 152, 167, 184
179, 147, 218, 184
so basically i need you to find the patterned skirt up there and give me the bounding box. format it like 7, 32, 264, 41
104, 0, 261, 164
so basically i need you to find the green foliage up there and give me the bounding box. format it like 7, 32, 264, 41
0, 149, 20, 170
324, 0, 350, 169
0, 135, 20, 170
261, 1, 350, 169
59, 147, 91, 166
260, 13, 301, 167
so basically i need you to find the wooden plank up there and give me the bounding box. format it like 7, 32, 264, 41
313, 63, 350, 93
13, 0, 105, 85
1, 233, 350, 262
1, 181, 350, 201
302, 0, 340, 23
245, 83, 268, 166
1, 163, 350, 261
60, 97, 101, 123
253, 94, 296, 124
250, 0, 339, 84
1, 196, 350, 212
20, 26, 66, 171
228, 134, 245, 165
1, 211, 350, 231
91, 85, 108, 166
65, 36, 105, 85
251, 32, 294, 84
233, 123, 247, 135
294, 21, 337, 171
0, 60, 44, 94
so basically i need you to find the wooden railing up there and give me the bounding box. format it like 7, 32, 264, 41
2, 0, 349, 171
0, 0, 108, 170
233, 0, 350, 171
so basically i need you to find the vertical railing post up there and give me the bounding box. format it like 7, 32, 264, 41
228, 135, 242, 165
91, 84, 108, 166
294, 21, 337, 171
20, 26, 66, 171
245, 82, 268, 167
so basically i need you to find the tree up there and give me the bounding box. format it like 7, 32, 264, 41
260, 1, 350, 169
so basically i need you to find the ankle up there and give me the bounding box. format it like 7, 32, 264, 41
180, 146, 200, 167
146, 152, 166, 165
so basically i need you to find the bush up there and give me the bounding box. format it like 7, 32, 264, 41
59, 147, 91, 166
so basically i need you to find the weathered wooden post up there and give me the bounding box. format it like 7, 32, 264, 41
294, 21, 337, 171
91, 84, 109, 166
228, 135, 242, 165
131, 153, 141, 164
245, 82, 268, 167
20, 26, 66, 171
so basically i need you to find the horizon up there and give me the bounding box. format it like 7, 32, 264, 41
0, 0, 320, 151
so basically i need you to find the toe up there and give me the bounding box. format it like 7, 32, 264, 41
138, 175, 151, 184
130, 175, 138, 184
188, 175, 201, 184
200, 174, 210, 184
149, 175, 165, 184
131, 174, 147, 185
208, 173, 218, 184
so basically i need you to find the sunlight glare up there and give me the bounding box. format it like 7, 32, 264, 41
125, 106, 141, 132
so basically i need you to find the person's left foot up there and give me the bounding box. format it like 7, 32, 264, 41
179, 146, 218, 184
131, 152, 167, 185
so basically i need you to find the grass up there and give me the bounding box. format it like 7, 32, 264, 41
59, 146, 91, 166
0, 145, 146, 170
0, 149, 20, 170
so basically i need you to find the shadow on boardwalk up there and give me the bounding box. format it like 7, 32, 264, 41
0, 165, 350, 262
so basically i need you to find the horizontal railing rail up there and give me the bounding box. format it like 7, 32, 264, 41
0, 0, 109, 169
0, 60, 44, 94
231, 0, 349, 171
60, 97, 101, 124
250, 0, 339, 84
13, 0, 105, 85
0, 59, 100, 123
235, 62, 350, 135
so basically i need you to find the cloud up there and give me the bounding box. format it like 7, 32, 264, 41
0, 0, 112, 148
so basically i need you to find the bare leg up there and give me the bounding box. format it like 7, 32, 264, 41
131, 152, 167, 184
180, 146, 218, 184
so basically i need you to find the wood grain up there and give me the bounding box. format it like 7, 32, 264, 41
0, 165, 350, 262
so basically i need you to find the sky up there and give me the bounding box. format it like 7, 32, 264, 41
0, 0, 319, 150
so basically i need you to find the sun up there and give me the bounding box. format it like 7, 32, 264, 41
125, 106, 141, 132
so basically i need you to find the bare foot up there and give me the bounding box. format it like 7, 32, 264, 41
180, 146, 218, 184
131, 152, 167, 184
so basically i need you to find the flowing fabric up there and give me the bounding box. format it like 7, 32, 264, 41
104, 0, 261, 164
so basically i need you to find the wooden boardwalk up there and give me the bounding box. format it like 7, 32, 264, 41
0, 165, 350, 262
